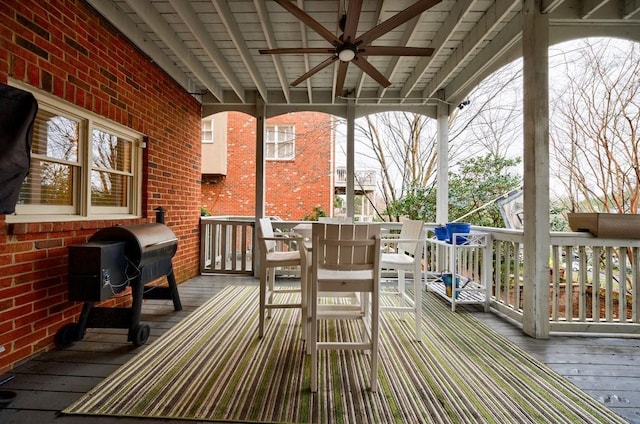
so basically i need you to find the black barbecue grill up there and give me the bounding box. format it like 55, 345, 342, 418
57, 219, 182, 347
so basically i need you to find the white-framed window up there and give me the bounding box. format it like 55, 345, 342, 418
266, 124, 295, 160
8, 80, 143, 221
202, 117, 214, 143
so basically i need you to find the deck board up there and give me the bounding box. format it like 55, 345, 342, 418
471, 306, 640, 423
1, 275, 639, 423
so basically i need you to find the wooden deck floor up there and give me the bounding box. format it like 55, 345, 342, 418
1, 274, 639, 423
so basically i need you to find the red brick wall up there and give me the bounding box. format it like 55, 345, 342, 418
0, 0, 202, 373
201, 111, 333, 220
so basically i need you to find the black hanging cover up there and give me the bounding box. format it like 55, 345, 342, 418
0, 83, 38, 214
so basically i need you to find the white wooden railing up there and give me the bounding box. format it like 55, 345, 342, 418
200, 217, 255, 274
488, 227, 640, 336
200, 218, 640, 336
334, 167, 377, 192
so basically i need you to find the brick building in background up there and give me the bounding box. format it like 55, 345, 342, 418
201, 111, 334, 221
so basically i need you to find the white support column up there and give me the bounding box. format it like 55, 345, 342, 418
435, 98, 450, 273
436, 98, 449, 225
522, 0, 550, 339
346, 100, 356, 218
254, 95, 266, 277
330, 115, 337, 216
255, 95, 266, 219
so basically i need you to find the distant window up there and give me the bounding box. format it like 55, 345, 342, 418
202, 118, 214, 143
9, 81, 143, 221
266, 124, 295, 160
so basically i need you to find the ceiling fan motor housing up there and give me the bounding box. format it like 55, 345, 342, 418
337, 45, 357, 62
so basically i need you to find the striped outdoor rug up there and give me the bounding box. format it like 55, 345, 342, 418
63, 285, 626, 423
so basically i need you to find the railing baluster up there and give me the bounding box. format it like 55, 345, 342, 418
605, 247, 614, 322
231, 224, 238, 271
494, 241, 502, 303
564, 246, 573, 322
241, 224, 249, 272
578, 246, 587, 321
551, 245, 560, 321
618, 246, 627, 323
592, 246, 601, 323
633, 247, 639, 323
514, 242, 521, 312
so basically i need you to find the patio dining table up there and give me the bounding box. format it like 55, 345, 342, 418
293, 222, 313, 244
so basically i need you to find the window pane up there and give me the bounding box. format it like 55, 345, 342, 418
279, 126, 293, 141
266, 127, 276, 142
19, 160, 74, 205
92, 129, 132, 172
278, 142, 293, 159
32, 111, 78, 161
265, 125, 294, 160
91, 170, 128, 207
202, 119, 213, 143
266, 143, 276, 158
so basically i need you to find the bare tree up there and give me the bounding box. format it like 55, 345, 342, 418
354, 112, 437, 221
336, 39, 640, 224
550, 39, 640, 214
342, 59, 524, 221
463, 63, 523, 159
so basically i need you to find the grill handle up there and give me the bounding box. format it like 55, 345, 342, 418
145, 238, 179, 248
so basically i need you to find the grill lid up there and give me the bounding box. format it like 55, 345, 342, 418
89, 223, 178, 267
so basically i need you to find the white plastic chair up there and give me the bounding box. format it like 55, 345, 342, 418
309, 223, 381, 393
256, 218, 306, 339
380, 220, 425, 341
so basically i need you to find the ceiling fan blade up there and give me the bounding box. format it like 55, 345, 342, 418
335, 60, 349, 97
355, 0, 442, 46
259, 48, 335, 55
290, 56, 337, 87
342, 0, 363, 42
352, 56, 391, 88
360, 46, 434, 56
273, 0, 340, 46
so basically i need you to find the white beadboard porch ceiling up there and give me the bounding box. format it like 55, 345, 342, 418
86, 0, 640, 112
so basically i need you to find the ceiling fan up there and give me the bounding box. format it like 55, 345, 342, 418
259, 0, 440, 97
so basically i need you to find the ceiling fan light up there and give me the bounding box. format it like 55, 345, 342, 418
338, 48, 356, 62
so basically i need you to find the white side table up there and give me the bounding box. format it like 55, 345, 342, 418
425, 232, 492, 312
